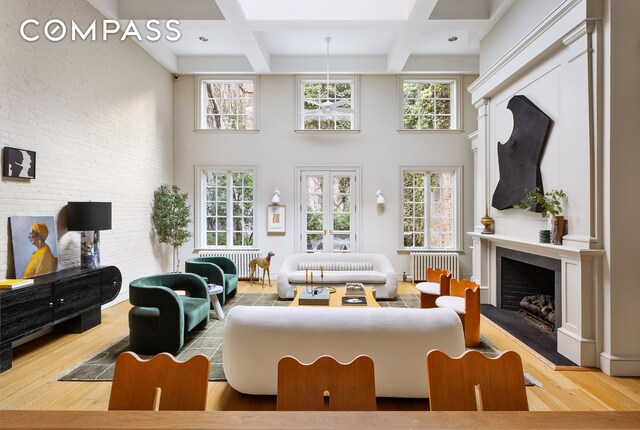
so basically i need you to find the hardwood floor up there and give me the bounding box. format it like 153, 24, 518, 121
1, 281, 639, 412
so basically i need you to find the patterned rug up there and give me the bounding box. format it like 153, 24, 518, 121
57, 293, 540, 386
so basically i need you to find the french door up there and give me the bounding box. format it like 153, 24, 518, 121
299, 169, 359, 253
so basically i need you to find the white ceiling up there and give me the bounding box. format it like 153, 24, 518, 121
87, 0, 514, 74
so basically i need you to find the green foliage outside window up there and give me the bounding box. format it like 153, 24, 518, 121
403, 81, 453, 130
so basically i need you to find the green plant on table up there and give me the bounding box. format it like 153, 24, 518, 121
514, 187, 566, 218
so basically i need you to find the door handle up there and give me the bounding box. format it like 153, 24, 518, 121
323, 230, 327, 235
329, 230, 334, 234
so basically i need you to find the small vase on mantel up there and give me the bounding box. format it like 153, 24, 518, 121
539, 229, 551, 243
551, 215, 565, 245
481, 208, 494, 234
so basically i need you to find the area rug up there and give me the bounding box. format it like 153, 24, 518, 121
58, 293, 540, 387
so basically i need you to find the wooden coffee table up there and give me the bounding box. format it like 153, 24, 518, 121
291, 286, 380, 307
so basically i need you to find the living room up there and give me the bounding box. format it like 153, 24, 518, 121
1, 0, 639, 427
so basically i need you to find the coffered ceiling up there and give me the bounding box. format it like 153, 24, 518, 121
87, 0, 514, 74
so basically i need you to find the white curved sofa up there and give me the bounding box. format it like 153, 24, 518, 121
223, 306, 465, 398
276, 253, 398, 299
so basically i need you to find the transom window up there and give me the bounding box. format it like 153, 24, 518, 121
400, 77, 460, 130
196, 76, 257, 130
195, 166, 255, 248
296, 75, 359, 130
401, 167, 461, 250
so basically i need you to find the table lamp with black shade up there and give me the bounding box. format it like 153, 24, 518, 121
67, 202, 112, 270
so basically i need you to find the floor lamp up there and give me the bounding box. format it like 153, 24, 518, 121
67, 202, 112, 270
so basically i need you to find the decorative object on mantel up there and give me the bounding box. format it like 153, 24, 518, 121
538, 230, 551, 244
2, 146, 36, 179
514, 188, 567, 245
67, 202, 112, 269
491, 95, 552, 210
481, 207, 494, 234
152, 184, 192, 272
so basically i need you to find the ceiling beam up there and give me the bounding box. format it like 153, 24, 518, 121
387, 0, 439, 72
215, 0, 271, 73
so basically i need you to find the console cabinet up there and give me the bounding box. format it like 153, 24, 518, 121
0, 266, 122, 372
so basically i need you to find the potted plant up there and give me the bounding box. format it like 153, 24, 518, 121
514, 187, 567, 244
152, 184, 192, 272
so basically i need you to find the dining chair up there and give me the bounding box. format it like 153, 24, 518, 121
416, 268, 452, 308
277, 355, 376, 411
435, 278, 481, 347
426, 349, 529, 411
108, 351, 210, 411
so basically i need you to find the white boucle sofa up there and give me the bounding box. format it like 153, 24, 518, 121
222, 306, 465, 398
276, 253, 398, 299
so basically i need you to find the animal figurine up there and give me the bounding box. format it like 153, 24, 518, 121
249, 251, 275, 287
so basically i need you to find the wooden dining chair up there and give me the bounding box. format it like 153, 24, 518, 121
416, 268, 452, 308
426, 349, 529, 411
435, 278, 481, 347
277, 355, 377, 411
108, 351, 210, 411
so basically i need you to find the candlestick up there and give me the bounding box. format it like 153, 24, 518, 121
310, 272, 314, 284
306, 268, 308, 284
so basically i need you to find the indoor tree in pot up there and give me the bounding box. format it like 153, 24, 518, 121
152, 184, 192, 272
514, 188, 567, 244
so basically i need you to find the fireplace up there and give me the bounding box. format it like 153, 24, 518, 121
496, 248, 562, 330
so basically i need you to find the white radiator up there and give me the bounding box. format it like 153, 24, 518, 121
198, 249, 261, 279
410, 252, 459, 281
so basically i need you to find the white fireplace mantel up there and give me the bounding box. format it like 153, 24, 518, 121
469, 231, 604, 367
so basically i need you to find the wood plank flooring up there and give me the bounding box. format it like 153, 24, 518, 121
1, 281, 639, 412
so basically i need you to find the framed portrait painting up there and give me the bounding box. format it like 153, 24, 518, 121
3, 147, 36, 179
267, 205, 285, 234
9, 216, 59, 279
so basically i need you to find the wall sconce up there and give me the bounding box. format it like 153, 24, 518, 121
376, 189, 385, 204
67, 202, 112, 270
271, 187, 281, 204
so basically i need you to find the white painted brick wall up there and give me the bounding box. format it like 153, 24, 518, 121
0, 0, 174, 304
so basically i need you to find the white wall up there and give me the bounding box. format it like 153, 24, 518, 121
602, 0, 640, 375
0, 0, 174, 303
480, 0, 563, 73
173, 74, 478, 279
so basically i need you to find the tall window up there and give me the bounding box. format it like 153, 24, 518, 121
401, 167, 461, 250
196, 167, 255, 247
297, 75, 359, 130
401, 77, 460, 130
196, 76, 257, 130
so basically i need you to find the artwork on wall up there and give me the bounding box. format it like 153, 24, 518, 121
491, 95, 552, 211
2, 147, 36, 179
9, 216, 59, 279
267, 205, 286, 234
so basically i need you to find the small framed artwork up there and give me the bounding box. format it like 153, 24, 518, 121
267, 205, 286, 234
3, 147, 36, 179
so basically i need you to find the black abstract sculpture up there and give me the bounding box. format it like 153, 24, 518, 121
492, 95, 552, 211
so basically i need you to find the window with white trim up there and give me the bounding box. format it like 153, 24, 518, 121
296, 75, 359, 130
196, 76, 257, 130
400, 77, 460, 130
401, 167, 461, 250
195, 166, 255, 247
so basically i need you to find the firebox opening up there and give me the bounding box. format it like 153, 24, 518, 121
501, 257, 556, 330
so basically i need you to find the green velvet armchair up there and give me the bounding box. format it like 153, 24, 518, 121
185, 257, 238, 306
129, 273, 210, 355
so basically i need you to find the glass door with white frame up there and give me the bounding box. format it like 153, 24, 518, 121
301, 170, 357, 253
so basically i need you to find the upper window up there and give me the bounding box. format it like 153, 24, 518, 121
401, 167, 461, 250
195, 166, 255, 248
400, 77, 460, 130
296, 75, 359, 130
196, 76, 257, 130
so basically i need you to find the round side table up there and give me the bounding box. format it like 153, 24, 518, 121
207, 284, 225, 320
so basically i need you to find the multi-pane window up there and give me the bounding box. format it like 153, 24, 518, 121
197, 77, 256, 130
201, 169, 255, 247
402, 169, 458, 249
297, 76, 358, 130
401, 78, 458, 130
